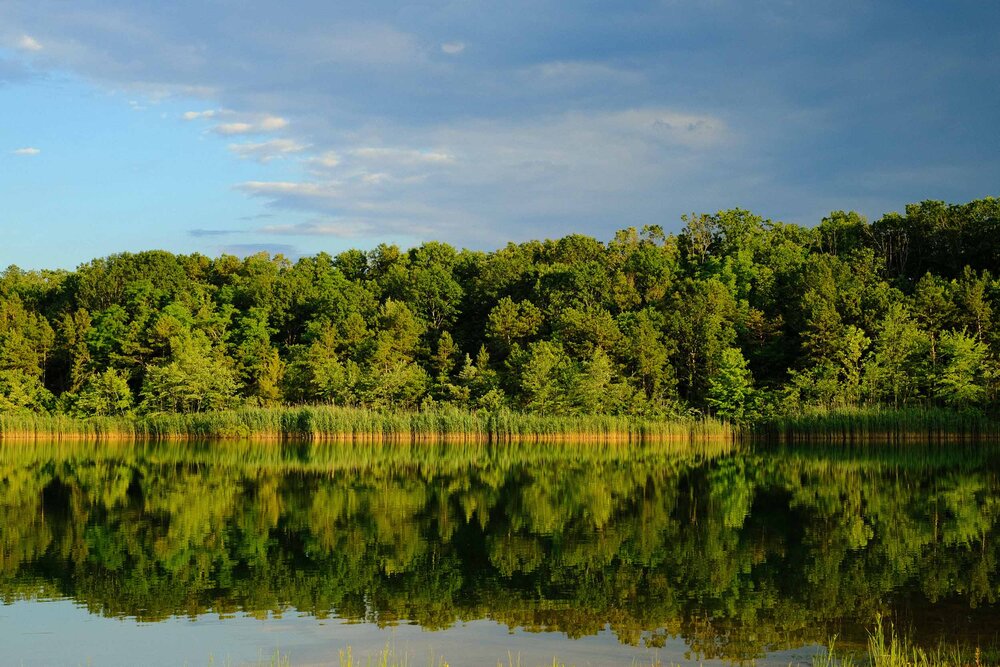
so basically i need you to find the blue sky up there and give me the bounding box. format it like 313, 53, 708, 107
1, 1, 998, 269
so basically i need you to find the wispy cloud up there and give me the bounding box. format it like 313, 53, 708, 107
1, 0, 997, 255
349, 147, 455, 166
12, 147, 40, 156
304, 151, 341, 169
228, 139, 308, 163
188, 228, 240, 237
213, 115, 288, 135
238, 180, 340, 199
233, 106, 730, 244
182, 109, 221, 121
258, 218, 371, 238
16, 34, 42, 52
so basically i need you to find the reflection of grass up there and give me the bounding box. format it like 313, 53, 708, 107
816, 616, 988, 667
207, 649, 291, 666
221, 646, 669, 667
0, 434, 736, 474
0, 405, 735, 444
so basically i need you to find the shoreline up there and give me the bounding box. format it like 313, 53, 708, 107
1, 405, 999, 444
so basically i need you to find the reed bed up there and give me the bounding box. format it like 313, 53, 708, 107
0, 406, 736, 444
815, 615, 988, 667
757, 406, 1000, 444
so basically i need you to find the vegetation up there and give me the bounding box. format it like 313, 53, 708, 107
0, 405, 734, 442
816, 616, 991, 667
0, 197, 997, 435
758, 406, 1000, 443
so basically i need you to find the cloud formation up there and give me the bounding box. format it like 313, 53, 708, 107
258, 219, 371, 238
228, 138, 307, 163
12, 147, 41, 156
182, 109, 220, 120
1, 0, 997, 252
213, 115, 288, 135
188, 228, 240, 237
16, 34, 42, 51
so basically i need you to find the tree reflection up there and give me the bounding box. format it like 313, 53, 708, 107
2, 440, 1000, 659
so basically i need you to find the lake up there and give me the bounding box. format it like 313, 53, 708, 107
2, 439, 999, 666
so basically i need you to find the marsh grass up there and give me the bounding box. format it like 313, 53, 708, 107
0, 405, 735, 444
759, 407, 1000, 444
815, 616, 989, 667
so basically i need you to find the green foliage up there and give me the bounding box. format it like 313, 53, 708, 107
0, 369, 54, 412
140, 333, 241, 413
75, 368, 134, 416
1, 197, 999, 424
935, 330, 990, 406
706, 347, 755, 423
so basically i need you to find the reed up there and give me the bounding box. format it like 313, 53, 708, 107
0, 405, 736, 444
757, 406, 1000, 444
814, 615, 985, 667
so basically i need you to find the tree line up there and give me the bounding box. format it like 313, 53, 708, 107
1, 197, 997, 422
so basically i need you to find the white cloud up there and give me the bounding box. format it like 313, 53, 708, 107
228, 139, 308, 163
238, 180, 341, 200
215, 122, 254, 135
12, 147, 40, 156
232, 107, 730, 244
441, 42, 465, 55
16, 35, 42, 52
213, 115, 288, 135
258, 116, 288, 131
305, 151, 341, 169
182, 109, 220, 120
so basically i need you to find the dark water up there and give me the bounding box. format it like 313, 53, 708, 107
2, 439, 1000, 666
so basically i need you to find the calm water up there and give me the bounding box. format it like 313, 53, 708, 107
2, 439, 1000, 666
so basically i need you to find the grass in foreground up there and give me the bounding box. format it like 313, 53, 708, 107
815, 615, 991, 667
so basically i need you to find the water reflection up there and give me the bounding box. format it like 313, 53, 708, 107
2, 439, 1000, 661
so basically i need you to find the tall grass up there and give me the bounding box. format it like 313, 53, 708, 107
814, 615, 986, 667
0, 405, 736, 444
758, 406, 1000, 444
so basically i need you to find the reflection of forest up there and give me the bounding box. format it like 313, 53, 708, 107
2, 440, 1000, 661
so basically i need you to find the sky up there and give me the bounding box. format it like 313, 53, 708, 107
1, 1, 998, 269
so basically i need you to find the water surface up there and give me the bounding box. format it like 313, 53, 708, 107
2, 439, 1000, 665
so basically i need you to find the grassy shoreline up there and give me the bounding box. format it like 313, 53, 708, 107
0, 405, 736, 443
756, 406, 1000, 443
2, 405, 999, 444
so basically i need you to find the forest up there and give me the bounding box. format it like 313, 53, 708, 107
0, 197, 997, 425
